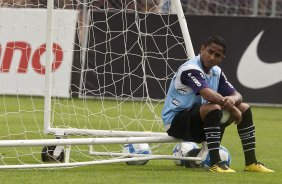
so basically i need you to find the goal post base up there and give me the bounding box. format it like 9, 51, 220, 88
0, 136, 204, 169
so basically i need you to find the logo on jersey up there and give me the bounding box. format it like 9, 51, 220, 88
177, 88, 189, 94
237, 31, 282, 89
222, 72, 234, 89
200, 72, 205, 79
191, 76, 201, 87
172, 98, 180, 106
187, 72, 202, 87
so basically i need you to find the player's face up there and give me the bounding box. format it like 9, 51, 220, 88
200, 43, 225, 73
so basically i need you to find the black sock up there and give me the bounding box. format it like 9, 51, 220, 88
204, 109, 222, 166
237, 108, 257, 166
220, 127, 225, 142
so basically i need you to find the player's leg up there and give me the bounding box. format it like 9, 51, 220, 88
236, 103, 257, 165
166, 108, 200, 141
167, 105, 235, 172
199, 104, 222, 166
219, 118, 233, 141
236, 103, 274, 172
198, 104, 235, 172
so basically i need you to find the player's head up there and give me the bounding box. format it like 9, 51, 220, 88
200, 35, 226, 72
202, 35, 226, 55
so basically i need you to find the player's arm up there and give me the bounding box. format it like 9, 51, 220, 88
181, 69, 242, 123
181, 68, 229, 105
199, 87, 224, 105
199, 87, 242, 123
222, 91, 242, 108
217, 71, 242, 123
217, 71, 243, 109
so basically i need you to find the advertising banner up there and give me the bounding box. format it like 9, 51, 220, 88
187, 15, 282, 104
0, 8, 77, 97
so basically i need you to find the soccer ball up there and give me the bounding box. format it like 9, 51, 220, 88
220, 109, 230, 124
201, 145, 231, 168
172, 142, 199, 166
122, 143, 151, 165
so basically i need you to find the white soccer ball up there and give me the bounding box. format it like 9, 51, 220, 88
122, 143, 151, 165
220, 109, 230, 124
172, 142, 199, 166
201, 145, 231, 169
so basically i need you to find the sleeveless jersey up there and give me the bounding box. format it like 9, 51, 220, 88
162, 55, 235, 126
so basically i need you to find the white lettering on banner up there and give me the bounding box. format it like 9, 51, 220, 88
0, 8, 77, 97
0, 42, 63, 74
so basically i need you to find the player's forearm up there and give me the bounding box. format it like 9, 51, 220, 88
199, 88, 224, 105
229, 91, 243, 105
229, 105, 242, 123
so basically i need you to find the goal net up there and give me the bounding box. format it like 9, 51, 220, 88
0, 0, 198, 169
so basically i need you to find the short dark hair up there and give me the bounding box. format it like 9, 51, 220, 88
202, 35, 226, 54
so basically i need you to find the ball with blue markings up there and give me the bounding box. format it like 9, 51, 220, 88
201, 145, 231, 168
172, 142, 199, 166
122, 143, 151, 165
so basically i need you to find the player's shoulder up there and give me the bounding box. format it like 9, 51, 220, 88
179, 56, 202, 72
180, 63, 201, 71
211, 65, 222, 76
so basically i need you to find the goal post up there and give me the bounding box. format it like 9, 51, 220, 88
0, 0, 200, 169
44, 0, 54, 133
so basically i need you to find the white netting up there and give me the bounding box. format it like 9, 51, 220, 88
0, 0, 189, 168
2, 0, 280, 168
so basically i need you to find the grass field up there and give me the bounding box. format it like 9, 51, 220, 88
0, 96, 281, 184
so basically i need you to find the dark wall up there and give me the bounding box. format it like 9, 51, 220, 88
77, 12, 187, 99
71, 12, 282, 104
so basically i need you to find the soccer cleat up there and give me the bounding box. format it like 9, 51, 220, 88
209, 162, 236, 173
244, 162, 274, 173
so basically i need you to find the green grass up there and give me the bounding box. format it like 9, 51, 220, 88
0, 96, 281, 184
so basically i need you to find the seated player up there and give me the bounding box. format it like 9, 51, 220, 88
162, 35, 274, 173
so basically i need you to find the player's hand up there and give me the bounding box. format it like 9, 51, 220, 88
221, 96, 235, 110
229, 106, 242, 124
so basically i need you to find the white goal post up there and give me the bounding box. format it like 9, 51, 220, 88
0, 0, 200, 169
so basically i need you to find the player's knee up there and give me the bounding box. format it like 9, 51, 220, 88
238, 106, 253, 128
236, 102, 249, 113
202, 104, 222, 112
200, 104, 222, 121
203, 109, 223, 126
211, 104, 222, 111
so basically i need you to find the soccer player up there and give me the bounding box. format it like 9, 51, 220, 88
162, 35, 274, 173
